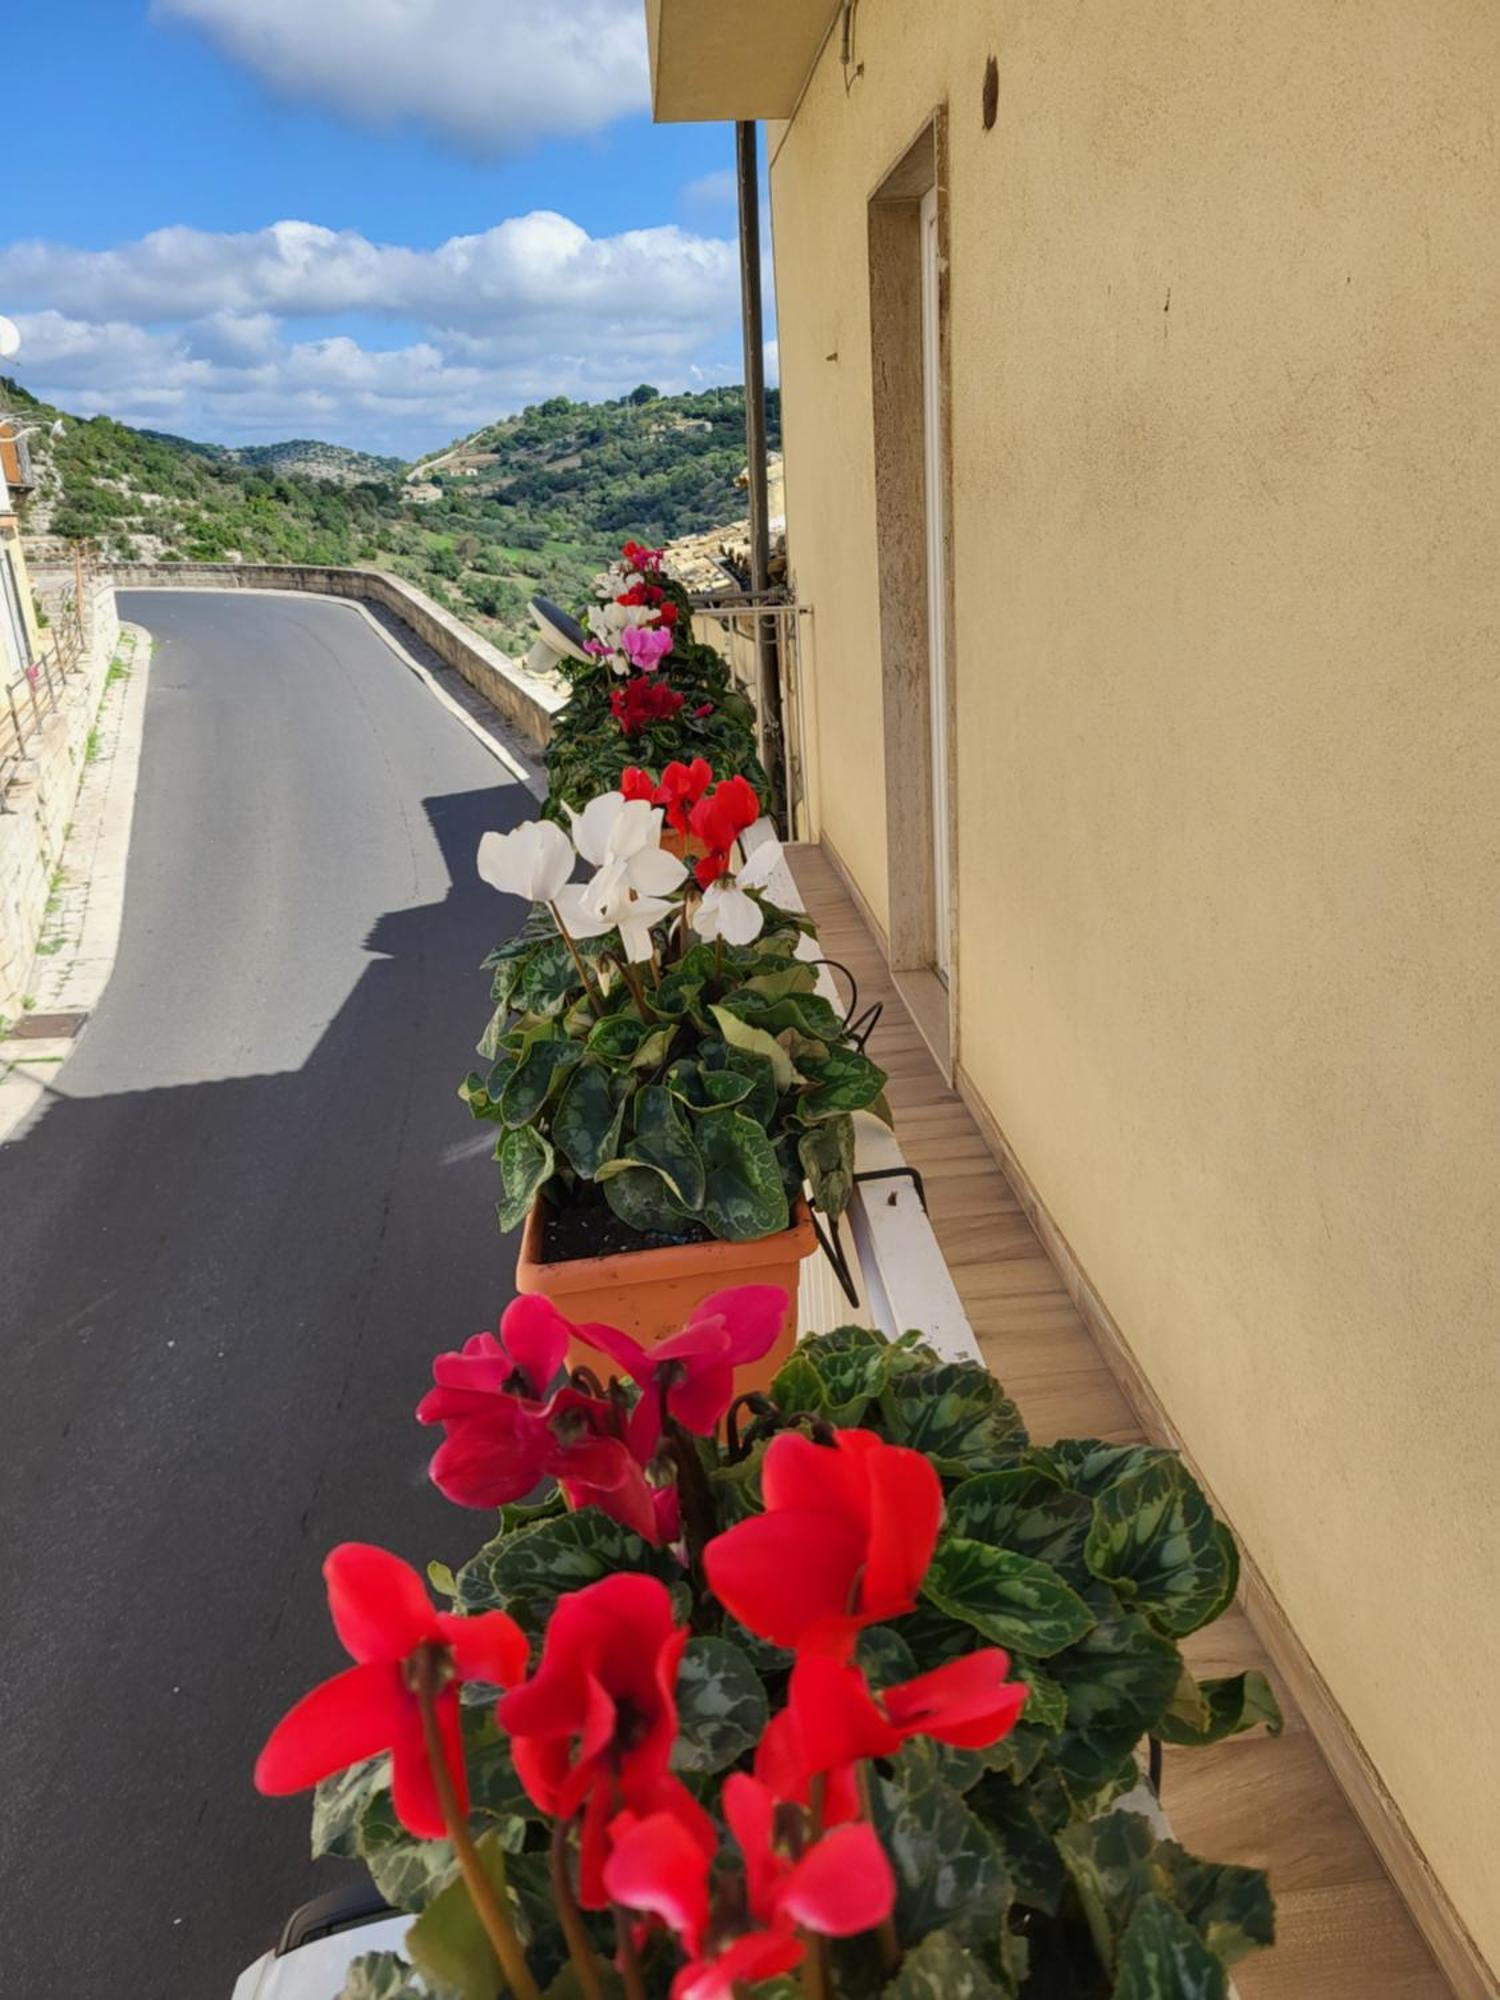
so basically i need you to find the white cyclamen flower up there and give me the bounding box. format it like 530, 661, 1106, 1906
476, 818, 575, 905
690, 838, 785, 946
554, 871, 677, 964
555, 791, 689, 963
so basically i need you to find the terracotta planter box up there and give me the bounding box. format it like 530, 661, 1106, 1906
516, 1197, 818, 1392
661, 828, 708, 864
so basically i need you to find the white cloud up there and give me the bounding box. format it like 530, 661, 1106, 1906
0, 215, 735, 336
152, 0, 649, 153
2, 209, 745, 455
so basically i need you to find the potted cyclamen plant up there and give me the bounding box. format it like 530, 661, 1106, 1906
254, 1306, 1280, 2000
466, 772, 885, 1378
543, 542, 770, 819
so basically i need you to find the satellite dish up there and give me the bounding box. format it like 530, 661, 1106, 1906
525, 595, 594, 677
0, 316, 20, 361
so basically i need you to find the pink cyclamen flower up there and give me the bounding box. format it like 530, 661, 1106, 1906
574, 1286, 788, 1460
417, 1296, 665, 1540
622, 625, 674, 672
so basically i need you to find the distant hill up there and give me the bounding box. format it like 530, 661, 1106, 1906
2, 377, 778, 656
138, 431, 407, 486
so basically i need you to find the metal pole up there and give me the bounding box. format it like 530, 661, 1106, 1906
735, 119, 786, 815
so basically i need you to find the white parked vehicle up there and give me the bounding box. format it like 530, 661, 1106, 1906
231, 1884, 409, 2000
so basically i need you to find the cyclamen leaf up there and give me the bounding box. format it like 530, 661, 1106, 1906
335, 1953, 429, 2000
552, 1060, 626, 1179
500, 1037, 582, 1127
624, 1083, 706, 1208
1083, 1458, 1236, 1637
671, 1637, 770, 1774
311, 1754, 389, 1861
798, 1114, 856, 1220
1114, 1898, 1229, 2000
943, 1468, 1094, 1582
697, 1106, 790, 1241
871, 1740, 1012, 1947
405, 1830, 522, 2000
880, 1928, 1014, 1998
922, 1537, 1095, 1657
796, 1044, 889, 1118
599, 1163, 695, 1235
881, 1362, 1028, 1475
455, 1509, 681, 1637
773, 1322, 891, 1425
1157, 1669, 1284, 1747
356, 1790, 459, 1912
1048, 1605, 1182, 1796
496, 1125, 554, 1233
710, 1003, 796, 1089
1043, 1440, 1174, 1497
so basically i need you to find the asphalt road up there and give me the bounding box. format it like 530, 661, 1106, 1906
0, 592, 539, 1998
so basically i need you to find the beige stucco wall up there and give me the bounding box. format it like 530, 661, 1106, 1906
771, 0, 1500, 1969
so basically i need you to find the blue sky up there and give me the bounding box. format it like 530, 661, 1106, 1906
1, 0, 756, 456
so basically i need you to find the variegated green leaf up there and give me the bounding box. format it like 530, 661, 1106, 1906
1157, 1668, 1283, 1746
1114, 1898, 1229, 1999
499, 1037, 582, 1127
1084, 1459, 1236, 1637
880, 1361, 1028, 1475
923, 1537, 1095, 1657
944, 1468, 1094, 1582
671, 1637, 770, 1773
311, 1754, 389, 1861
879, 1928, 1014, 1997
697, 1105, 790, 1241
455, 1509, 681, 1638
496, 1124, 553, 1232
334, 1953, 430, 2000
710, 1003, 796, 1088
871, 1740, 1011, 1946
552, 1060, 626, 1179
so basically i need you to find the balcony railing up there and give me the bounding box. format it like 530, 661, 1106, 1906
0, 541, 98, 794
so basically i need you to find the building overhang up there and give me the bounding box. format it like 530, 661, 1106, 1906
645, 0, 842, 122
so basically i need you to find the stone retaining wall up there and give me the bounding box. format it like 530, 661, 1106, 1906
109, 564, 564, 750
0, 580, 120, 1019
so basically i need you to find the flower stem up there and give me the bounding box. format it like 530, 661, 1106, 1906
666, 1414, 718, 1610
614, 954, 660, 1022
857, 1762, 902, 1976
547, 901, 606, 1018
800, 1774, 832, 2000
411, 1650, 540, 2000
549, 1818, 605, 2000
614, 1906, 650, 2000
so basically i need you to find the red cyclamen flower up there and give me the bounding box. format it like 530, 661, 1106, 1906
499, 1574, 711, 1906
688, 774, 761, 887
620, 765, 659, 803
254, 1544, 527, 1839
574, 1285, 789, 1461
417, 1297, 663, 1540
605, 1772, 894, 2000
704, 1428, 943, 1655
612, 675, 686, 738
654, 757, 714, 835
756, 1651, 1029, 1805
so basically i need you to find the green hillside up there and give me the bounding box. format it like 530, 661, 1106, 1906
2, 377, 779, 657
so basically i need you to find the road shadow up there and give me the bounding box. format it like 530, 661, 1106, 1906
0, 783, 540, 1999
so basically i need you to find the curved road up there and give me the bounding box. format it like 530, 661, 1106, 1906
0, 593, 537, 1998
